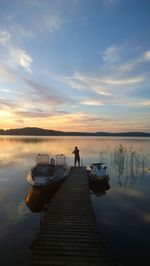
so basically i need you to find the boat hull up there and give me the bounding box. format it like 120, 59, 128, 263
26, 166, 68, 187
88, 170, 109, 183
87, 162, 109, 183
25, 179, 63, 212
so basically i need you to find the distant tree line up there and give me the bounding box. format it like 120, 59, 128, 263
0, 127, 149, 137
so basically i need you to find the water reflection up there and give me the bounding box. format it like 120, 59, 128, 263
89, 179, 110, 197
0, 136, 149, 266
113, 144, 146, 188
25, 182, 62, 213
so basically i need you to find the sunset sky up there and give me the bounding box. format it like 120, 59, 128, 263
0, 0, 150, 132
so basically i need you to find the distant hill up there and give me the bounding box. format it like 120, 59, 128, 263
0, 127, 150, 137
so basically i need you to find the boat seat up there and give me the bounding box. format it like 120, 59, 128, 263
35, 165, 50, 175
50, 158, 55, 166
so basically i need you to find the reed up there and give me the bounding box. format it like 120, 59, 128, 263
112, 144, 146, 187
99, 144, 147, 187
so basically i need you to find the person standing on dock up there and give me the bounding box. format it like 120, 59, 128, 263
72, 146, 80, 167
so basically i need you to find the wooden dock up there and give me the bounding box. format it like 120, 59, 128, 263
28, 167, 111, 266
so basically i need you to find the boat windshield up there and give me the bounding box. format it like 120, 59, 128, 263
56, 154, 66, 165
36, 154, 49, 165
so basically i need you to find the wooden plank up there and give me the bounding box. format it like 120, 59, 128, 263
28, 167, 111, 266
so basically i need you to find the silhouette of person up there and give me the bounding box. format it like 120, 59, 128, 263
72, 146, 80, 167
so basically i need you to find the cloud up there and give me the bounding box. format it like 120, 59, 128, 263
60, 67, 150, 112
62, 72, 144, 95
23, 78, 74, 106
7, 1, 64, 37
0, 70, 75, 128
14, 109, 52, 118
101, 43, 150, 76
82, 46, 150, 90
62, 72, 112, 96
0, 29, 33, 73
118, 49, 150, 74
8, 47, 33, 73
92, 85, 112, 96
136, 100, 150, 107
61, 112, 111, 124
0, 92, 71, 124
66, 79, 87, 91
143, 50, 150, 61
0, 63, 16, 82
14, 108, 70, 118
1, 110, 108, 132
11, 25, 34, 39
27, 0, 43, 7
60, 46, 150, 112
103, 76, 144, 85
80, 99, 103, 106
0, 29, 10, 45
0, 97, 21, 111
36, 14, 63, 35
102, 44, 123, 62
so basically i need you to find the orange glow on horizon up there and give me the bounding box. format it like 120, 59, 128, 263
0, 112, 149, 133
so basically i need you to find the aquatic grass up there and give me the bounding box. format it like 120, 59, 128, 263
98, 143, 147, 188
99, 144, 113, 172
112, 144, 147, 187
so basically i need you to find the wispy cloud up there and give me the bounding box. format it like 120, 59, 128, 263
14, 109, 53, 118
14, 108, 70, 119
23, 78, 74, 106
50, 112, 112, 131
7, 1, 64, 37
143, 50, 150, 61
62, 72, 112, 96
0, 63, 16, 82
101, 43, 150, 77
80, 99, 103, 106
90, 85, 111, 96
60, 65, 147, 110
35, 14, 63, 35
0, 98, 17, 109
117, 49, 150, 73
26, 0, 43, 7
102, 44, 123, 62
62, 71, 144, 96
0, 93, 71, 128
0, 29, 33, 73
103, 76, 144, 85
136, 100, 150, 107
8, 47, 33, 73
0, 29, 10, 45
61, 46, 150, 107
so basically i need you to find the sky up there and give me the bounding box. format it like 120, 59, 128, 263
0, 0, 150, 132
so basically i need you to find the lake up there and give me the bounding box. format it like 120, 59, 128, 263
0, 136, 149, 266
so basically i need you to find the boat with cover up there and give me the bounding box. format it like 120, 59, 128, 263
26, 154, 69, 187
87, 162, 109, 182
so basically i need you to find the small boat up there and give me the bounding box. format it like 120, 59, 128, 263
87, 162, 109, 182
26, 153, 69, 187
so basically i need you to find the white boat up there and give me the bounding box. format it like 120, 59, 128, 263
26, 154, 69, 187
87, 163, 109, 182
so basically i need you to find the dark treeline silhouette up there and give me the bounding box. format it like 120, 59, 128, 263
0, 127, 149, 137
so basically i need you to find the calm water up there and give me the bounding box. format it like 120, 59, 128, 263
0, 136, 150, 266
